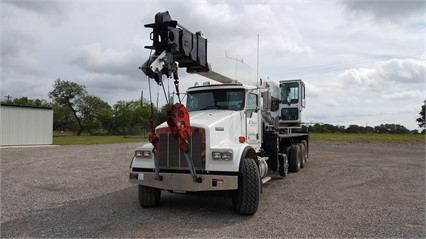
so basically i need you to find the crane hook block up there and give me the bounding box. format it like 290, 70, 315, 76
166, 103, 191, 143
141, 11, 210, 82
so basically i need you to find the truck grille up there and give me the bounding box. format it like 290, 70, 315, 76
158, 127, 205, 170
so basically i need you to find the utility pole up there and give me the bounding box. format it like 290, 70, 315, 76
4, 95, 13, 102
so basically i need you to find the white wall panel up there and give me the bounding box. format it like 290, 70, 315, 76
1, 106, 53, 145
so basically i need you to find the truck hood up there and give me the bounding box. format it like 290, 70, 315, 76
156, 110, 243, 146
189, 110, 241, 128
156, 110, 241, 128
190, 110, 242, 146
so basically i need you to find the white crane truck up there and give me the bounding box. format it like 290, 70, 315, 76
129, 12, 309, 215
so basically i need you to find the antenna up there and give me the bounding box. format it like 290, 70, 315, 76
257, 34, 259, 87
225, 51, 243, 81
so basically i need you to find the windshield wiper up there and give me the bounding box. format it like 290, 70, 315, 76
199, 106, 219, 110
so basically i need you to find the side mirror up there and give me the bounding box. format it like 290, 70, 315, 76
262, 91, 271, 111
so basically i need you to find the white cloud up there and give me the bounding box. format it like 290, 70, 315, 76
68, 43, 144, 78
168, 1, 312, 65
4, 0, 71, 27
382, 90, 425, 101
340, 0, 425, 22
338, 58, 426, 93
1, 1, 424, 130
380, 59, 426, 83
73, 72, 144, 104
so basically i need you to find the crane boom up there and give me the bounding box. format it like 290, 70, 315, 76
140, 11, 233, 84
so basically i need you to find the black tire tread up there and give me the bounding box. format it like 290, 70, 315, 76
288, 145, 300, 172
299, 143, 306, 168
278, 154, 288, 177
233, 158, 260, 215
138, 185, 161, 208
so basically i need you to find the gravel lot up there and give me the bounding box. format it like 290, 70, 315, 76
1, 141, 424, 238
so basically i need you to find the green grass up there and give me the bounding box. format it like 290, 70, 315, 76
52, 133, 425, 145
310, 133, 425, 143
53, 135, 147, 145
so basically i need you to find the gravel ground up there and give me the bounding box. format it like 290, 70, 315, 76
0, 141, 424, 238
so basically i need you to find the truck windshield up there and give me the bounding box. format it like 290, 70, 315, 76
186, 89, 245, 111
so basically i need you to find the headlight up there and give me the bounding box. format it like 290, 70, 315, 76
212, 150, 233, 160
135, 150, 151, 158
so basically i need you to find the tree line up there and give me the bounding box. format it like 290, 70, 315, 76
303, 123, 423, 135
2, 79, 425, 135
2, 79, 165, 136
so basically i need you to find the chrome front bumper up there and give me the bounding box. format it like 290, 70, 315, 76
129, 171, 238, 192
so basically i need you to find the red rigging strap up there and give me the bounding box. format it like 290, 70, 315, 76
166, 103, 191, 151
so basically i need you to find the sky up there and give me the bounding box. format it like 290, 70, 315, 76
1, 0, 425, 130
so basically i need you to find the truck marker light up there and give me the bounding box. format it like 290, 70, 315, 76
129, 172, 138, 179
212, 178, 224, 187
239, 136, 245, 143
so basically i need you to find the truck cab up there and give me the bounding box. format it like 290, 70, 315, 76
187, 83, 262, 151
277, 79, 306, 128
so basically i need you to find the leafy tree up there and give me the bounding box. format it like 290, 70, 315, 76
345, 124, 361, 134
113, 100, 152, 135
306, 123, 411, 134
308, 123, 346, 133
374, 124, 409, 134
97, 108, 114, 133
1, 97, 51, 107
364, 126, 374, 134
417, 100, 425, 129
51, 102, 76, 131
79, 95, 112, 133
48, 78, 87, 135
113, 100, 133, 134
156, 105, 167, 125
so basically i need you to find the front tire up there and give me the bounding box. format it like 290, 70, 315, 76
278, 153, 289, 177
138, 185, 161, 208
301, 140, 308, 162
232, 158, 260, 215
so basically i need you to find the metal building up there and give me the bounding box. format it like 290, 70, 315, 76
0, 105, 53, 146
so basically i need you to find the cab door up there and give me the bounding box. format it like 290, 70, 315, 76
279, 80, 305, 125
246, 91, 261, 150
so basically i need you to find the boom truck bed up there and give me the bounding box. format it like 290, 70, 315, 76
129, 11, 309, 215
